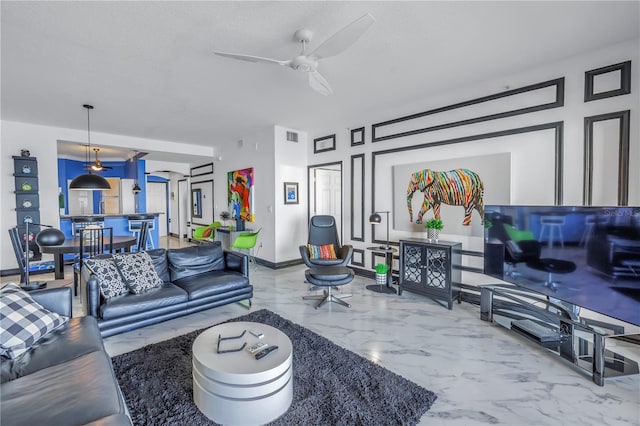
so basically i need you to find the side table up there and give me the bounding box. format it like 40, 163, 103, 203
366, 246, 397, 294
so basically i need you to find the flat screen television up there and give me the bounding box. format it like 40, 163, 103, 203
484, 205, 640, 327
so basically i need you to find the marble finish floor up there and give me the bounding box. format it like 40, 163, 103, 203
103, 264, 640, 426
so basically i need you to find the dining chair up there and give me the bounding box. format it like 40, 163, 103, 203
193, 222, 222, 242
135, 221, 149, 252
231, 228, 261, 270
7, 227, 56, 285
73, 227, 113, 296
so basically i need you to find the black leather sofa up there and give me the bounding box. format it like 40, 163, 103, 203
1, 286, 132, 425
81, 242, 253, 337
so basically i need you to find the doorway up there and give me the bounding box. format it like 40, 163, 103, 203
308, 162, 343, 241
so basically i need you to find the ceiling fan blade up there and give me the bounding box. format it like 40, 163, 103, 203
214, 51, 289, 67
308, 13, 375, 60
308, 71, 333, 96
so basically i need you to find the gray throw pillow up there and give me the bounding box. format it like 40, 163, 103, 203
84, 258, 129, 299
113, 252, 163, 294
0, 283, 69, 359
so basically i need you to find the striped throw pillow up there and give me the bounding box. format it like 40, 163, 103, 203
307, 244, 337, 260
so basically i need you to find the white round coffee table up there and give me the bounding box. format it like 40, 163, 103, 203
192, 321, 293, 426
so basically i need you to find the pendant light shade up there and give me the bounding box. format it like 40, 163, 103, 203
69, 104, 111, 191
70, 172, 112, 190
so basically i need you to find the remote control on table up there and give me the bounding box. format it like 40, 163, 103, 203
254, 345, 278, 360
247, 342, 268, 354
250, 329, 264, 339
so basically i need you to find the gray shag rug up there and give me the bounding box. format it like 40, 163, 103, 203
111, 309, 436, 425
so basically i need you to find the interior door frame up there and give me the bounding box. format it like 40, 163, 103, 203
177, 178, 188, 238
307, 161, 343, 242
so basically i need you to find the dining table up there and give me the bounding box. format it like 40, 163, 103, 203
40, 235, 137, 279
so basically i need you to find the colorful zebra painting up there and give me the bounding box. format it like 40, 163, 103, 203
406, 168, 484, 226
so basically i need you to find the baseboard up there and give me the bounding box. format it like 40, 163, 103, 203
255, 258, 304, 269
1, 268, 51, 278
1, 268, 21, 277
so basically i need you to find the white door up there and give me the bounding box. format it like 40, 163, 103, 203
310, 165, 342, 240
147, 182, 168, 237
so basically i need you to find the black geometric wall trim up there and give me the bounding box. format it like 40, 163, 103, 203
370, 121, 564, 247
351, 127, 365, 146
583, 110, 630, 206
372, 77, 564, 143
350, 154, 365, 241
351, 248, 365, 267
584, 61, 631, 102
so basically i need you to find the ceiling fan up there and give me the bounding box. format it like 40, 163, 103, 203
84, 148, 112, 171
214, 13, 376, 96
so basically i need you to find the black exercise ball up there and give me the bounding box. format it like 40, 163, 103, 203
36, 228, 65, 246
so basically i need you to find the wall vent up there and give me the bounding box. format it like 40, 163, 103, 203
286, 131, 299, 142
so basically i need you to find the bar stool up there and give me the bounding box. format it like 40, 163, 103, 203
127, 215, 155, 250
538, 215, 565, 249
71, 216, 104, 236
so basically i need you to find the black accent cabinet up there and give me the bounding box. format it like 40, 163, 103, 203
399, 239, 462, 309
13, 155, 42, 260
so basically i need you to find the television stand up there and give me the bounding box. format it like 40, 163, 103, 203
480, 284, 639, 386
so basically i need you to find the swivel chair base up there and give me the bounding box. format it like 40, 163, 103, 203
303, 267, 354, 309
303, 288, 352, 309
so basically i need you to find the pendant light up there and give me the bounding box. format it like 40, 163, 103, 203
69, 104, 111, 190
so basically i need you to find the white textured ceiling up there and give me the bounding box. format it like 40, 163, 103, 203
2, 1, 639, 159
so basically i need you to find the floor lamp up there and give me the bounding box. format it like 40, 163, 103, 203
369, 211, 390, 249
21, 221, 65, 291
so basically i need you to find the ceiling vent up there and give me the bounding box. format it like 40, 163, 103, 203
286, 131, 299, 142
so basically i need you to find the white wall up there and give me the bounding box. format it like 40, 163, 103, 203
306, 38, 639, 271
1, 120, 214, 270
274, 126, 308, 262
213, 127, 277, 263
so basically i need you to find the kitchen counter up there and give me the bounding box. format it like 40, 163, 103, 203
60, 212, 161, 219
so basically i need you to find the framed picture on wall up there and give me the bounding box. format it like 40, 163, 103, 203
284, 182, 299, 204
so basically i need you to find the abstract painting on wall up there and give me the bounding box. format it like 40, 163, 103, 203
228, 167, 254, 222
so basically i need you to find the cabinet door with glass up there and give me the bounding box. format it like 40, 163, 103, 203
399, 239, 461, 309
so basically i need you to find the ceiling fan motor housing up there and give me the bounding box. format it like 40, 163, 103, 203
291, 55, 317, 72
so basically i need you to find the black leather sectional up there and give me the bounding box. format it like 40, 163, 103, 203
1, 287, 132, 425
81, 242, 253, 337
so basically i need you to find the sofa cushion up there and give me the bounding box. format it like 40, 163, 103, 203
1, 316, 103, 383
113, 252, 163, 294
168, 243, 225, 281
85, 258, 129, 299
146, 248, 169, 282
0, 284, 69, 359
1, 351, 127, 425
99, 283, 188, 320
173, 271, 250, 300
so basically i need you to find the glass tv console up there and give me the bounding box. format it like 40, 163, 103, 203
480, 284, 639, 386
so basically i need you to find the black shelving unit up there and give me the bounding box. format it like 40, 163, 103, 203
13, 155, 42, 260
399, 238, 462, 309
